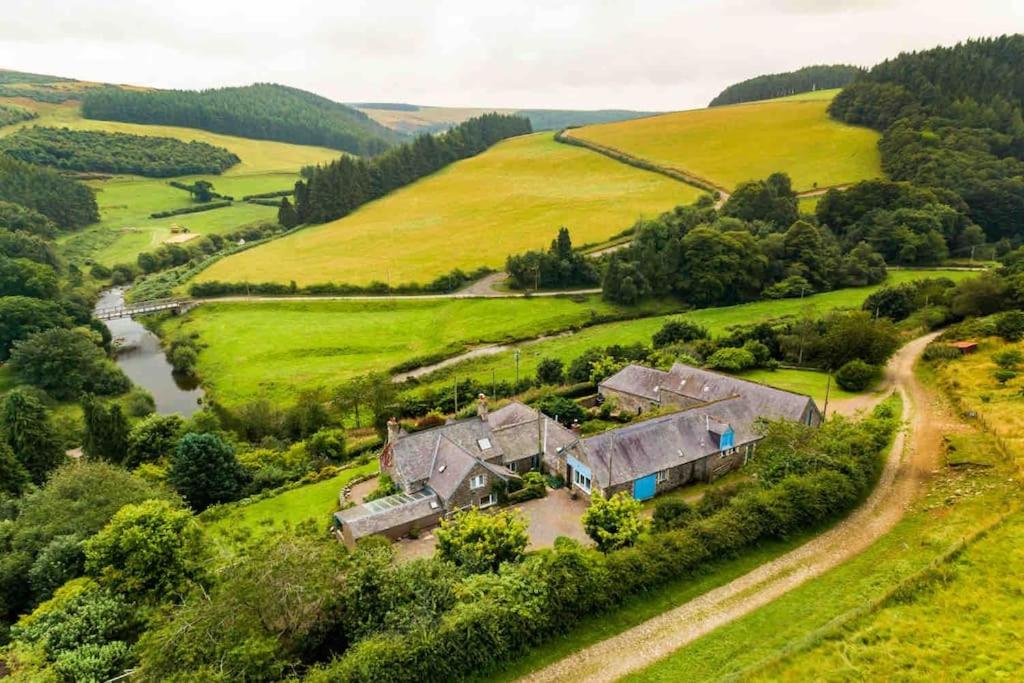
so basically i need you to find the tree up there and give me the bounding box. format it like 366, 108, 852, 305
835, 359, 880, 391
652, 319, 709, 348
126, 414, 183, 468
0, 296, 70, 360
9, 328, 129, 400
307, 428, 346, 461
170, 433, 247, 510
819, 311, 899, 369
0, 441, 30, 495
994, 310, 1024, 342
0, 255, 59, 299
705, 347, 757, 372
282, 389, 331, 440
435, 507, 528, 573
81, 395, 130, 463
582, 491, 644, 552
85, 500, 208, 599
535, 358, 565, 385
951, 273, 1009, 318
535, 395, 586, 427
278, 196, 299, 228
1, 388, 64, 484
721, 172, 798, 228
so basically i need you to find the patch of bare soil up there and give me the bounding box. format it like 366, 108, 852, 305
519, 332, 955, 683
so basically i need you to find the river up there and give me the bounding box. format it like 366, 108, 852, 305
96, 288, 204, 417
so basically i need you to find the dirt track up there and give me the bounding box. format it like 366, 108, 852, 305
519, 332, 950, 683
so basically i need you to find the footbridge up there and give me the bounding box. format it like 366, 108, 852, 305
94, 297, 199, 321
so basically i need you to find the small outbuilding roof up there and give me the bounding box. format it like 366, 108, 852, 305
334, 489, 440, 540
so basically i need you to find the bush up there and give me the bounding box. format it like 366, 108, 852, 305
652, 319, 709, 348
995, 310, 1024, 342
835, 359, 880, 391
307, 428, 346, 462
150, 200, 232, 219
651, 499, 693, 532
705, 347, 757, 372
535, 358, 565, 385
364, 473, 399, 502
125, 387, 156, 417
922, 342, 961, 362
535, 395, 585, 427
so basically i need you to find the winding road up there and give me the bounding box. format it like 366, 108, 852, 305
519, 332, 951, 683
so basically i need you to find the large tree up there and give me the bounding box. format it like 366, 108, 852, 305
582, 490, 644, 552
435, 507, 528, 573
1, 388, 64, 484
9, 328, 129, 400
170, 433, 247, 511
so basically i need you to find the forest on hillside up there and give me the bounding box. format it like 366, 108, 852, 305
709, 65, 863, 106
828, 34, 1024, 244
0, 127, 240, 177
293, 113, 532, 225
80, 83, 402, 156
0, 155, 98, 229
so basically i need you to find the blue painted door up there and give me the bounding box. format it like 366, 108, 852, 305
633, 474, 657, 501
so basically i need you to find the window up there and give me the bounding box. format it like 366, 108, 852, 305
477, 438, 492, 450
572, 469, 592, 493
508, 461, 518, 472
470, 474, 486, 490
656, 469, 669, 483
480, 493, 497, 508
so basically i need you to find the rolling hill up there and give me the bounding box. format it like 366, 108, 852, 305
197, 131, 701, 287
564, 89, 882, 193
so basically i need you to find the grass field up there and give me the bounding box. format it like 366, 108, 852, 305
737, 368, 856, 403
158, 295, 682, 407
0, 96, 340, 265
353, 104, 516, 134
197, 132, 701, 287
164, 270, 974, 409
411, 269, 977, 395
568, 89, 881, 192
203, 460, 378, 551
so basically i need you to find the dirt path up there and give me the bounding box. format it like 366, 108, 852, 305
519, 332, 951, 683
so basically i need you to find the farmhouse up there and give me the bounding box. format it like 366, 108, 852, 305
547, 363, 822, 500
333, 399, 578, 546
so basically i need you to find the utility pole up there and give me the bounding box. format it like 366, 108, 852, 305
822, 371, 832, 419
514, 348, 521, 388
970, 245, 977, 263
491, 369, 496, 398
454, 376, 459, 414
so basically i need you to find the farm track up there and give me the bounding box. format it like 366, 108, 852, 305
518, 332, 953, 683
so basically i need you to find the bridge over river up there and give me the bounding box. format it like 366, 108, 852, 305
93, 297, 198, 321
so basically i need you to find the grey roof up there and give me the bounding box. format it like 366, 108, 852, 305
335, 489, 440, 540
392, 416, 503, 487
426, 436, 481, 502
599, 365, 672, 401
576, 399, 763, 488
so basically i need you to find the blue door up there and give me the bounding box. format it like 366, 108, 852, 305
633, 474, 657, 501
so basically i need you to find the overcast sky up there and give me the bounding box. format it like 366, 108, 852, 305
1, 0, 1022, 111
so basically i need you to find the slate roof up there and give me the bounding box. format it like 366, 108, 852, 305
599, 365, 673, 401
426, 436, 480, 502
392, 417, 503, 488
334, 489, 440, 540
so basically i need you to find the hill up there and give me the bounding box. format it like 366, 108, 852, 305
197, 132, 701, 287
709, 64, 864, 106
564, 90, 882, 192
351, 103, 656, 134
81, 83, 402, 155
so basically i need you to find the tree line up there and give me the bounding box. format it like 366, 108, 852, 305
504, 227, 598, 290
293, 113, 532, 225
81, 83, 402, 156
828, 34, 1024, 243
709, 64, 864, 106
0, 127, 240, 177
0, 103, 36, 128
0, 154, 98, 230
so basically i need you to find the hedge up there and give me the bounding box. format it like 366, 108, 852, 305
306, 402, 898, 682
150, 201, 232, 219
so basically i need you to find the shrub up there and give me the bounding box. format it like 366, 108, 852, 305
652, 319, 709, 348
307, 428, 346, 462
994, 310, 1024, 342
993, 349, 1022, 370
125, 387, 156, 417
651, 499, 694, 532
435, 508, 529, 573
705, 347, 757, 372
993, 369, 1017, 385
922, 342, 961, 362
535, 395, 585, 427
535, 358, 565, 385
835, 359, 880, 391
364, 473, 399, 502
582, 491, 644, 552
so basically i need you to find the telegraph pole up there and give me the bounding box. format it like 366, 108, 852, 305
514, 348, 521, 388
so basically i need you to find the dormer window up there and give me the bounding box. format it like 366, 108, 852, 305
478, 438, 492, 450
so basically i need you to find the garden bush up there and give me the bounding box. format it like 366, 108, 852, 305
835, 358, 880, 391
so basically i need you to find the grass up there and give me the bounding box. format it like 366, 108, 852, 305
624, 347, 1024, 682
203, 460, 378, 551
158, 295, 682, 407
353, 105, 517, 134
0, 96, 339, 265
737, 368, 857, 404
197, 132, 702, 287
569, 89, 881, 192
411, 269, 977, 395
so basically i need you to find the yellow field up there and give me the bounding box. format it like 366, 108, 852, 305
198, 132, 701, 287
353, 105, 514, 134
567, 89, 881, 192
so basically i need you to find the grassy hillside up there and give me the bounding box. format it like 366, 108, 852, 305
197, 132, 701, 287
352, 104, 655, 134
162, 270, 972, 408
0, 96, 339, 265
566, 90, 881, 192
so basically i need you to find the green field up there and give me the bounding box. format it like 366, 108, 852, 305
163, 270, 973, 409
737, 368, 856, 404
197, 132, 701, 287
203, 460, 378, 551
159, 295, 681, 407
0, 96, 340, 265
568, 89, 881, 192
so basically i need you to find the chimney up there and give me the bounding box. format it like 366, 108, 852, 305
477, 393, 489, 421
386, 417, 400, 445
571, 420, 582, 437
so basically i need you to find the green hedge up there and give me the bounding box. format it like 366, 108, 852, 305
150, 201, 232, 219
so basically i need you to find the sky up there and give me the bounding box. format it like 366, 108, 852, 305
1, 0, 1022, 111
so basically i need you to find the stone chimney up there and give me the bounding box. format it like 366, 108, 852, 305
386, 417, 400, 445
571, 420, 582, 437
477, 393, 489, 421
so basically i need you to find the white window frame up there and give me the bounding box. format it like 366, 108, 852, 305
470, 474, 486, 490
656, 469, 669, 483
479, 493, 497, 508
572, 469, 592, 493
478, 437, 492, 450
